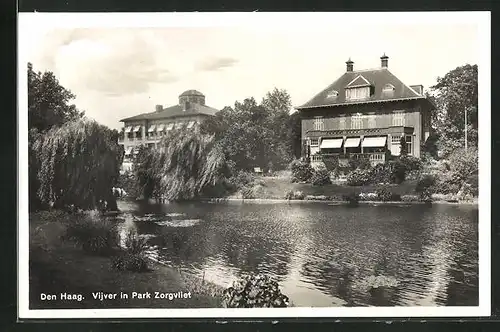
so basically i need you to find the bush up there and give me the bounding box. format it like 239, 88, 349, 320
376, 188, 393, 202
342, 192, 360, 206
433, 147, 478, 196
348, 158, 371, 171
415, 174, 436, 199
112, 252, 150, 272
289, 159, 313, 183
122, 230, 149, 254
222, 274, 289, 308
64, 212, 118, 255
369, 163, 392, 184
400, 155, 423, 172
389, 160, 407, 184
401, 194, 420, 202
346, 169, 372, 186
284, 190, 305, 200
229, 171, 256, 190
310, 167, 332, 186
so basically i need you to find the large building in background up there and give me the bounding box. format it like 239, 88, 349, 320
297, 54, 435, 168
118, 89, 218, 164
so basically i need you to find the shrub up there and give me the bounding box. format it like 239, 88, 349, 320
230, 171, 256, 190
400, 155, 423, 172
241, 186, 256, 199
415, 175, 436, 196
369, 163, 392, 184
64, 212, 118, 255
222, 274, 289, 308
289, 159, 313, 183
433, 147, 478, 196
401, 194, 420, 202
348, 158, 371, 171
342, 192, 360, 206
122, 230, 149, 254
359, 192, 378, 201
376, 188, 392, 202
346, 169, 371, 186
310, 167, 332, 186
112, 252, 150, 272
284, 190, 305, 200
389, 160, 407, 184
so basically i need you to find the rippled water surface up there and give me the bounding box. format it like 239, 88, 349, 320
118, 200, 478, 307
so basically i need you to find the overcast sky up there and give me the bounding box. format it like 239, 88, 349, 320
20, 13, 483, 130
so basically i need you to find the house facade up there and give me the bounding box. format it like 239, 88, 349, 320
297, 54, 435, 168
119, 89, 218, 164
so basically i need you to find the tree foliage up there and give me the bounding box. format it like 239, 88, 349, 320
201, 88, 299, 172
28, 63, 85, 132
430, 64, 478, 157
133, 130, 229, 201
32, 118, 122, 210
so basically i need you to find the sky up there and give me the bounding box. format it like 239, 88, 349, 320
20, 13, 483, 130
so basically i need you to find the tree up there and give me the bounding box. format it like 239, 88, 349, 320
28, 62, 85, 132
32, 118, 122, 210
133, 130, 229, 201
399, 136, 408, 156
430, 64, 478, 157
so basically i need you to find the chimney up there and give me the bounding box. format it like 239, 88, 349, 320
410, 85, 423, 95
155, 104, 163, 112
346, 58, 354, 72
380, 53, 389, 68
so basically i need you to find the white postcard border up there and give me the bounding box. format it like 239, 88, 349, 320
18, 11, 491, 319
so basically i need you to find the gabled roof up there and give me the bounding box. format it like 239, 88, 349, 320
346, 75, 371, 88
120, 103, 218, 122
297, 68, 429, 109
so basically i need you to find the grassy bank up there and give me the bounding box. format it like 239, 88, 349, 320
29, 211, 224, 309
228, 175, 418, 199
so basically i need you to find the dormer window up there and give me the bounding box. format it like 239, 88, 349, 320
326, 90, 338, 99
346, 87, 370, 101
383, 84, 395, 92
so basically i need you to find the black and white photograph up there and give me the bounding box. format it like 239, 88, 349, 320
18, 12, 490, 319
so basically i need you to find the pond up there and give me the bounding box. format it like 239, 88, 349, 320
117, 200, 478, 307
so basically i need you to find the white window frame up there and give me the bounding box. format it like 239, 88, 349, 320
310, 138, 319, 146
313, 117, 324, 131
383, 84, 395, 92
405, 135, 413, 155
391, 135, 402, 144
367, 113, 376, 128
345, 87, 370, 101
351, 113, 363, 130
392, 110, 405, 127
338, 114, 346, 130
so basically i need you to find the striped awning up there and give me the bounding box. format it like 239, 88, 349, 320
165, 123, 174, 131
344, 137, 361, 148
320, 138, 343, 149
148, 124, 156, 132
156, 124, 165, 132
362, 136, 387, 148
186, 121, 195, 129
124, 126, 133, 133
133, 125, 142, 132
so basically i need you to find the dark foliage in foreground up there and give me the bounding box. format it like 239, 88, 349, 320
222, 274, 290, 308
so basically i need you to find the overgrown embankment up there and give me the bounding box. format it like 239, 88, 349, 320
29, 211, 224, 309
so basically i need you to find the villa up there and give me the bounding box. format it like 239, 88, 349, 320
118, 89, 218, 164
297, 54, 435, 167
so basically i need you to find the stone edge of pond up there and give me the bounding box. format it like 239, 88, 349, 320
202, 198, 478, 206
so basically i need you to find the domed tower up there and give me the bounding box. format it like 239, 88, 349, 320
178, 90, 206, 109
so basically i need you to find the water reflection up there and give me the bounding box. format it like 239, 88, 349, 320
117, 200, 478, 307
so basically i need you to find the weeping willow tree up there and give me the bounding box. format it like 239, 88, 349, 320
134, 130, 229, 201
32, 118, 122, 210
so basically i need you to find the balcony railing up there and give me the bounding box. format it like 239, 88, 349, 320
311, 152, 385, 164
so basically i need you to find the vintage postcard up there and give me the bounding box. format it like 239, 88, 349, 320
18, 12, 491, 319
